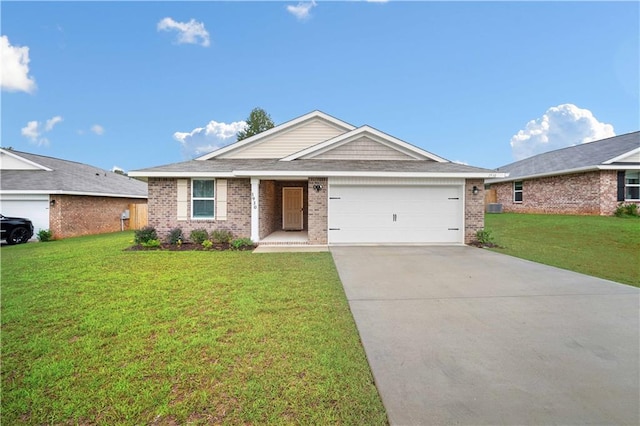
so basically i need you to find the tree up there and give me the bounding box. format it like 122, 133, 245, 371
236, 107, 275, 141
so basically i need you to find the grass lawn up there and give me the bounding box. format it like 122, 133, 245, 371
1, 232, 387, 425
484, 213, 640, 287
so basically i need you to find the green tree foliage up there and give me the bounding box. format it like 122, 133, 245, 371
236, 107, 275, 141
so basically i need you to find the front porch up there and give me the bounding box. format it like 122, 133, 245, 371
250, 177, 328, 246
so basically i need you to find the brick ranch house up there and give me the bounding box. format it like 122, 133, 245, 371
486, 131, 640, 215
0, 148, 148, 239
130, 111, 504, 246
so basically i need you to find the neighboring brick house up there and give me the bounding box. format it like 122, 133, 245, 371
130, 111, 503, 246
0, 148, 148, 239
486, 132, 640, 215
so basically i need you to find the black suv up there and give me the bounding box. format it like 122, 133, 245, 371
1, 214, 34, 245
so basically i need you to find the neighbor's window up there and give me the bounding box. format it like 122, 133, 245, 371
192, 179, 215, 218
514, 181, 523, 203
625, 171, 640, 201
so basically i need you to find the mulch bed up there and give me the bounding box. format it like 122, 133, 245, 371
125, 242, 255, 252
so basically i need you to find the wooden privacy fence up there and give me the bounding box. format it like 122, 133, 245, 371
128, 203, 148, 229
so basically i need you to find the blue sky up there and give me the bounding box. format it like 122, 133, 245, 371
2, 1, 638, 172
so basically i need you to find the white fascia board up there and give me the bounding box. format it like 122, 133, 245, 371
128, 171, 236, 178
488, 164, 640, 184
603, 147, 640, 164
232, 170, 506, 179
281, 125, 448, 162
487, 166, 599, 183
195, 111, 356, 161
0, 148, 53, 171
0, 189, 147, 198
598, 164, 640, 170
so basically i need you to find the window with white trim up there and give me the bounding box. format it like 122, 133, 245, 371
625, 171, 640, 201
192, 179, 215, 219
514, 181, 523, 203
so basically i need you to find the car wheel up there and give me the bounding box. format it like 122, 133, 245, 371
7, 227, 30, 245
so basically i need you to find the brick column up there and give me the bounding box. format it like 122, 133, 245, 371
308, 177, 328, 245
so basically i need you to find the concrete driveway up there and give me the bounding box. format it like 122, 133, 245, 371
331, 246, 639, 426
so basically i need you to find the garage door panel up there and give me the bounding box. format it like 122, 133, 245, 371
329, 185, 463, 244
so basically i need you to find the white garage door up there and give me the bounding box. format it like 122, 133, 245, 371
328, 185, 463, 244
0, 195, 50, 235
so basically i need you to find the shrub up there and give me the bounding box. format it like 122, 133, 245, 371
37, 229, 54, 242
615, 203, 639, 217
190, 228, 209, 244
475, 229, 495, 246
230, 237, 254, 250
167, 227, 184, 245
201, 239, 213, 250
134, 226, 158, 244
211, 228, 234, 244
141, 239, 161, 248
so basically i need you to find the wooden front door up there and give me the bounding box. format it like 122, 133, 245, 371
282, 187, 303, 230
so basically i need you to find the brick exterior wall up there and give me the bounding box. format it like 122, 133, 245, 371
49, 194, 146, 239
490, 170, 622, 216
464, 179, 485, 244
259, 180, 277, 239
147, 178, 251, 241
308, 177, 328, 244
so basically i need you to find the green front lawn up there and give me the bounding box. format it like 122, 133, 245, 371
1, 232, 387, 425
484, 213, 640, 287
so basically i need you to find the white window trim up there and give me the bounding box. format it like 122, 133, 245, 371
625, 171, 640, 201
513, 181, 523, 203
191, 178, 216, 220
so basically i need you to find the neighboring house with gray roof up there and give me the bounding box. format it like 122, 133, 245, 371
0, 148, 147, 239
486, 131, 640, 215
130, 111, 504, 245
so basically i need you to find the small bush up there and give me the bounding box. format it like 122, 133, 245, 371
135, 226, 158, 244
614, 203, 639, 217
475, 229, 495, 246
37, 229, 54, 242
211, 228, 234, 244
230, 237, 254, 250
201, 239, 213, 250
167, 227, 184, 245
190, 228, 209, 244
141, 239, 161, 248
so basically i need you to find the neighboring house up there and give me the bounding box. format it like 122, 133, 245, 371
486, 131, 640, 215
129, 111, 504, 245
0, 148, 148, 239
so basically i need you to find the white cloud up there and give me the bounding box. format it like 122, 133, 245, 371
157, 17, 210, 47
0, 35, 37, 93
21, 116, 63, 146
91, 124, 105, 135
510, 104, 615, 161
45, 116, 63, 131
287, 1, 317, 20
111, 165, 125, 173
174, 119, 247, 158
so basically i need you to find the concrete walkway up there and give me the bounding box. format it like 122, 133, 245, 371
331, 246, 639, 426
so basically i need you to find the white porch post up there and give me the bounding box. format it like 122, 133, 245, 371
250, 178, 260, 242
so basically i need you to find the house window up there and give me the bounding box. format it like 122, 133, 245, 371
625, 171, 640, 201
514, 181, 523, 203
192, 179, 215, 218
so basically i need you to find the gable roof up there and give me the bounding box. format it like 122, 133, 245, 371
281, 125, 448, 162
0, 149, 147, 198
196, 110, 356, 160
488, 131, 640, 183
